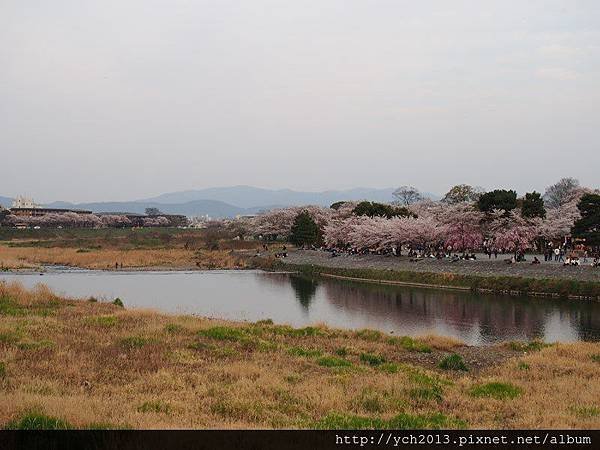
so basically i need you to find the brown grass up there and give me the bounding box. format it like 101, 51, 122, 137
0, 245, 245, 270
1, 281, 599, 430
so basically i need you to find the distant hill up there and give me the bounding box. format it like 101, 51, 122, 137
2, 186, 440, 218
141, 185, 411, 208
44, 200, 256, 218
0, 196, 13, 208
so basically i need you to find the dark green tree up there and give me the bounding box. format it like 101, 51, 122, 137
572, 194, 600, 246
521, 192, 546, 218
352, 201, 412, 219
289, 211, 321, 246
477, 189, 518, 213
330, 201, 348, 210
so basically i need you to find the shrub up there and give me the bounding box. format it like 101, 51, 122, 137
470, 382, 522, 400
112, 298, 124, 308
317, 356, 352, 368
438, 354, 468, 371
255, 318, 274, 326
0, 361, 5, 379
5, 410, 72, 430
591, 354, 600, 363
360, 352, 386, 367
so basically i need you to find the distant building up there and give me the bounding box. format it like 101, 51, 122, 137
10, 196, 92, 217
12, 196, 39, 209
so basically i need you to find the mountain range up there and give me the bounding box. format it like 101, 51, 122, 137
1, 186, 439, 217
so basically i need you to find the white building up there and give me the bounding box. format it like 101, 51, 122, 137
12, 196, 39, 209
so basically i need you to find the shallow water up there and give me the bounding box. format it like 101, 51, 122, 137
2, 269, 599, 345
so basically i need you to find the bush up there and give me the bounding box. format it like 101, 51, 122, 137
112, 298, 124, 308
470, 382, 522, 400
0, 361, 5, 379
438, 354, 468, 371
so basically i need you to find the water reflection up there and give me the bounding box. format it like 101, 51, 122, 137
1, 270, 599, 345
289, 276, 318, 310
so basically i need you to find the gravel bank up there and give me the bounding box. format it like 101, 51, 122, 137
282, 250, 600, 283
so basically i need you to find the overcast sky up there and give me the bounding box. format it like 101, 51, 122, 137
1, 0, 599, 202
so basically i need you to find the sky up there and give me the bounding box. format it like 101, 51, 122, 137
1, 0, 599, 202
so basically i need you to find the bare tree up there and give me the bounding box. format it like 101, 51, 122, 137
442, 184, 485, 204
543, 178, 580, 209
392, 186, 424, 206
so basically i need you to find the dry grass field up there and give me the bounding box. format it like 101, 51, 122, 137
0, 245, 246, 271
1, 281, 599, 430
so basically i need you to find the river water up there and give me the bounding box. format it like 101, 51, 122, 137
1, 269, 598, 345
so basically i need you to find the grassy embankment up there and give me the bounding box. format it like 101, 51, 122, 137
0, 228, 253, 270
281, 263, 600, 300
1, 281, 599, 429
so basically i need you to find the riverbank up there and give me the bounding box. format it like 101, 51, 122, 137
279, 251, 600, 300
1, 282, 599, 429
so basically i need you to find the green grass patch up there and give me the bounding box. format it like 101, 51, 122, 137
5, 410, 72, 430
334, 347, 348, 357
570, 406, 600, 418
0, 331, 20, 344
0, 362, 6, 379
591, 354, 600, 363
359, 352, 386, 367
438, 354, 468, 371
354, 329, 382, 341
0, 295, 25, 316
508, 341, 550, 352
269, 325, 324, 338
198, 326, 248, 341
164, 323, 183, 334
517, 362, 530, 370
120, 336, 153, 349
16, 340, 54, 351
409, 385, 443, 402
388, 336, 432, 353
137, 400, 171, 414
287, 347, 323, 358
470, 382, 522, 400
378, 362, 400, 374
86, 315, 118, 327
313, 412, 465, 430
317, 356, 352, 368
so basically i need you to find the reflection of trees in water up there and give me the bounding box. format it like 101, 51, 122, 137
321, 280, 600, 342
289, 275, 318, 310
255, 273, 318, 310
